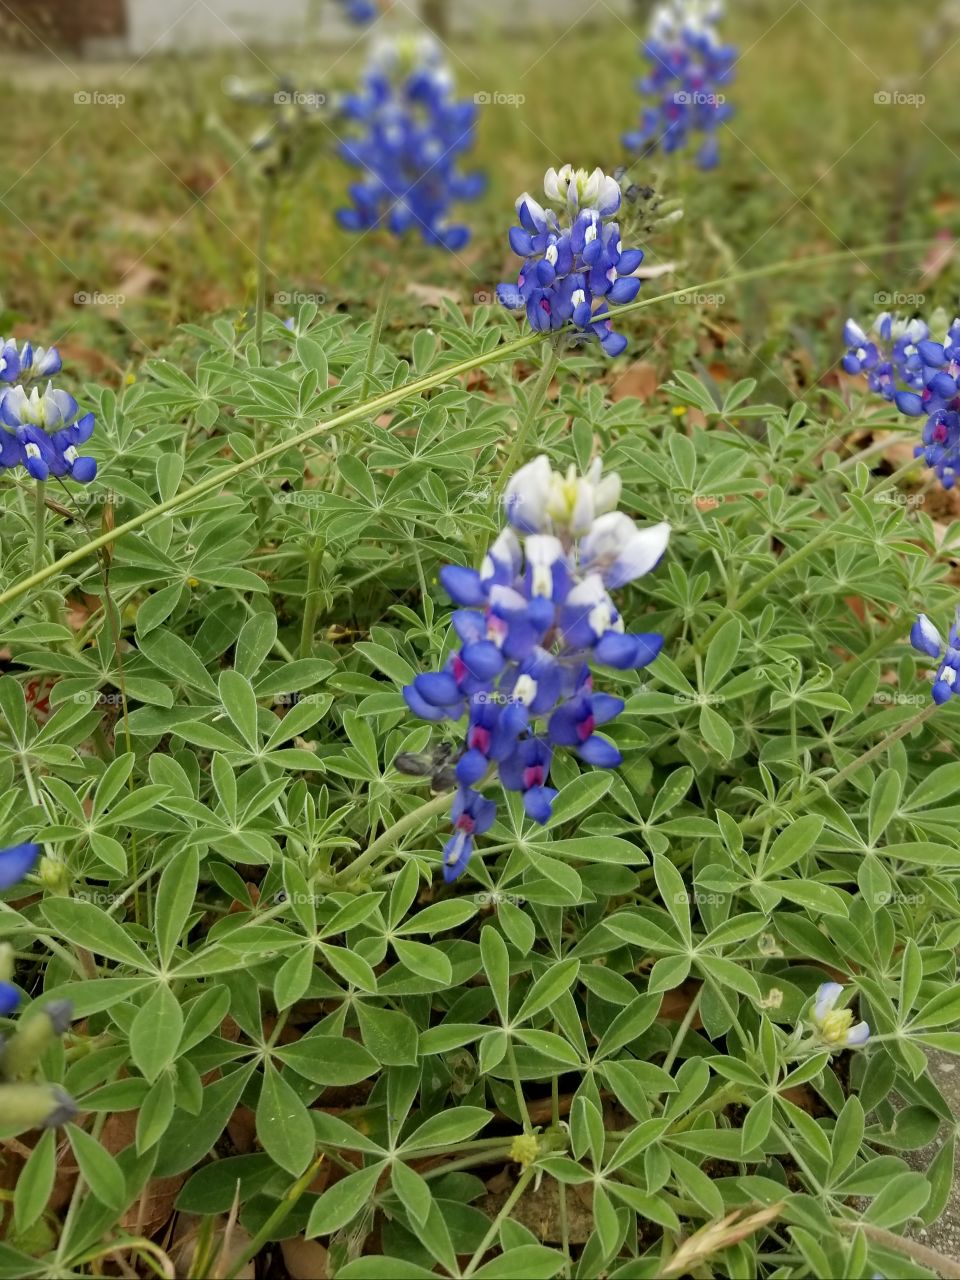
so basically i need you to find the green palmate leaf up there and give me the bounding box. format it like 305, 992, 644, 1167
307, 1163, 386, 1237
275, 1036, 380, 1085
41, 899, 152, 971
480, 925, 511, 1023
256, 1061, 316, 1176
13, 1127, 55, 1234
67, 1124, 127, 1212
154, 846, 199, 967
129, 984, 183, 1082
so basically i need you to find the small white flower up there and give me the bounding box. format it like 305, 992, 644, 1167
811, 982, 870, 1049
504, 455, 553, 532
580, 514, 671, 588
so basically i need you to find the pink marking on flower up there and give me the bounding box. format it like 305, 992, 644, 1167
540, 298, 552, 316
523, 765, 545, 789
577, 714, 595, 743
455, 813, 476, 834
453, 653, 467, 684
469, 725, 492, 754
934, 421, 949, 443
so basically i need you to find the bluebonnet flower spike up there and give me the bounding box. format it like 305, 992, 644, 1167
0, 339, 61, 385
811, 982, 870, 1049
843, 309, 960, 490
404, 455, 669, 881
497, 168, 645, 357
337, 35, 484, 250
910, 608, 960, 704
623, 0, 736, 171
0, 383, 97, 484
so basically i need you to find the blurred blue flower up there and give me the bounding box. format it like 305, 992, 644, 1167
623, 0, 736, 171
0, 384, 97, 483
497, 167, 645, 356
0, 843, 40, 891
844, 310, 960, 489
911, 609, 960, 704
404, 456, 669, 881
337, 0, 377, 22
0, 339, 61, 385
337, 35, 484, 250
0, 982, 18, 1016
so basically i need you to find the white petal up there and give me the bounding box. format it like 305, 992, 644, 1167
814, 981, 843, 1021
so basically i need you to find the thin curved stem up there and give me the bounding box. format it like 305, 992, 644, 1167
0, 235, 938, 616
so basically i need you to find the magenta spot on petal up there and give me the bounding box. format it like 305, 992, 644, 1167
577, 714, 595, 743
456, 814, 476, 834
470, 726, 491, 754
453, 654, 467, 684
934, 422, 949, 443
523, 765, 545, 789
540, 299, 552, 315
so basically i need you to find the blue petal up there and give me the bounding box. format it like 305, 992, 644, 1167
440, 565, 486, 606
403, 684, 451, 722
577, 735, 622, 767
895, 391, 925, 417
0, 981, 19, 1016
414, 672, 461, 708
0, 842, 40, 890
523, 786, 557, 824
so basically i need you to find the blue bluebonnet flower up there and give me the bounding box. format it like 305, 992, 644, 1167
0, 384, 97, 483
496, 167, 645, 357
911, 609, 960, 704
623, 0, 736, 171
404, 456, 669, 882
0, 843, 40, 891
337, 35, 484, 250
0, 339, 61, 385
810, 982, 870, 1049
337, 0, 377, 22
0, 943, 18, 1017
843, 310, 960, 489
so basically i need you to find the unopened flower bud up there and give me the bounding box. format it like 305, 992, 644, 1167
1, 1001, 74, 1079
0, 1082, 77, 1131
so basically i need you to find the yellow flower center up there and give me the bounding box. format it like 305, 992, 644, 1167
819, 1008, 854, 1045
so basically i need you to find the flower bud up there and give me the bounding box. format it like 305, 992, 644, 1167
1, 1001, 73, 1079
0, 1082, 77, 1131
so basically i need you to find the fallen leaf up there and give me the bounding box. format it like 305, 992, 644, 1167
611, 362, 658, 403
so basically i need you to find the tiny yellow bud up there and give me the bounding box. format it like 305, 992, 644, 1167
124, 373, 137, 386
509, 1132, 540, 1170
672, 405, 687, 416
187, 577, 200, 588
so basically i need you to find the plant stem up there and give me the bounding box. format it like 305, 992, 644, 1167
498, 344, 559, 490
823, 700, 940, 793
834, 1220, 960, 1280
254, 184, 275, 354
361, 260, 396, 402
32, 482, 46, 575
0, 236, 939, 615
224, 1158, 324, 1280
335, 791, 453, 886
299, 539, 324, 659
660, 987, 702, 1076
462, 1168, 535, 1279
689, 456, 921, 662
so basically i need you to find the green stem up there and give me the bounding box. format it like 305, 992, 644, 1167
299, 539, 324, 659
361, 261, 396, 402
225, 1157, 324, 1280
823, 700, 940, 793
335, 791, 453, 887
743, 700, 939, 836
32, 482, 46, 575
254, 184, 275, 354
462, 1168, 535, 1279
0, 236, 939, 616
660, 987, 703, 1077
498, 344, 559, 490
689, 456, 921, 662
506, 1035, 532, 1133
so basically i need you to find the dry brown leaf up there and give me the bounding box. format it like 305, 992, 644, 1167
920, 230, 956, 286
611, 362, 658, 403
281, 1237, 331, 1280
405, 282, 461, 307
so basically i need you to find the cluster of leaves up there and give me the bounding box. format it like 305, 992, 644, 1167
0, 292, 959, 1279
